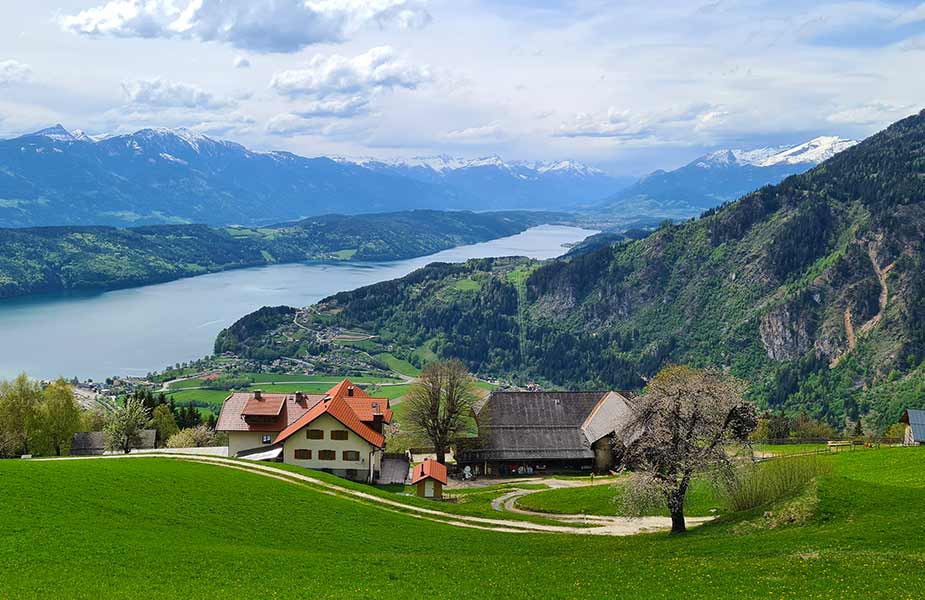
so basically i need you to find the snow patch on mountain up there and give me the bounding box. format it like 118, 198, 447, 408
696, 136, 857, 169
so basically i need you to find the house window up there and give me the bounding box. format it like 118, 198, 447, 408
319, 450, 336, 461
294, 449, 311, 460
306, 429, 324, 440
343, 450, 360, 461
331, 430, 349, 441
261, 435, 272, 444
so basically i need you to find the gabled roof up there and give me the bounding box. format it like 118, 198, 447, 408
242, 395, 285, 417
216, 392, 325, 432
273, 396, 385, 448
902, 409, 925, 442
327, 378, 392, 423
411, 459, 447, 485
464, 391, 635, 461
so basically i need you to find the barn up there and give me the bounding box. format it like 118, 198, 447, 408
456, 390, 635, 476
900, 409, 925, 446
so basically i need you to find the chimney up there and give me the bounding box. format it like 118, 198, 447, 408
254, 389, 262, 400
295, 391, 304, 403
371, 402, 384, 433
347, 386, 355, 397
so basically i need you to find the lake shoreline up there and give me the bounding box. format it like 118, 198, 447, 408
0, 225, 597, 381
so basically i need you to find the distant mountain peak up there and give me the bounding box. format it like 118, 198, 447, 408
695, 136, 857, 170
28, 124, 81, 142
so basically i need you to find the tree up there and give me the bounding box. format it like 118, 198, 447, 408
148, 404, 179, 447
0, 373, 42, 457
406, 360, 477, 464
619, 365, 757, 534
36, 379, 82, 456
104, 399, 149, 454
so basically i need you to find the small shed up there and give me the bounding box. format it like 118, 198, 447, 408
900, 409, 925, 446
411, 458, 448, 499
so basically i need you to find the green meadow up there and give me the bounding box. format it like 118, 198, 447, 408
1, 448, 923, 598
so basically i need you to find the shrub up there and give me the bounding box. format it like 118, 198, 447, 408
167, 426, 218, 448
720, 456, 832, 512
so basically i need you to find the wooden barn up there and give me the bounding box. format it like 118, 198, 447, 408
456, 390, 635, 476
900, 409, 925, 446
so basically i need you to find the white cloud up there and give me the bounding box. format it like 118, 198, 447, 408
266, 112, 366, 137
122, 78, 235, 110
59, 0, 431, 53
0, 60, 32, 86
827, 102, 915, 126
442, 122, 507, 143
234, 56, 251, 69
294, 96, 370, 118
270, 46, 431, 98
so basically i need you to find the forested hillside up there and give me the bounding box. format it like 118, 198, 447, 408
217, 110, 925, 432
0, 210, 557, 299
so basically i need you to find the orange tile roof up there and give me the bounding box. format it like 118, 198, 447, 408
411, 458, 447, 485
273, 395, 385, 448
344, 396, 393, 424
242, 395, 285, 416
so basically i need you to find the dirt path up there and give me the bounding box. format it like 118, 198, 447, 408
831, 246, 895, 368
33, 454, 709, 536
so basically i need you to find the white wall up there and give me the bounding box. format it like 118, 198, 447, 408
283, 413, 378, 473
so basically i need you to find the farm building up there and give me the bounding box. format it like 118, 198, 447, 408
70, 430, 157, 455
411, 458, 447, 499
216, 379, 393, 482
900, 409, 925, 445
456, 390, 635, 475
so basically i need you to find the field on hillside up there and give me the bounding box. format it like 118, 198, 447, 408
165, 375, 408, 412
2, 449, 924, 598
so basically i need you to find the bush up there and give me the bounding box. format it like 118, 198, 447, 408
167, 426, 219, 448
720, 456, 832, 512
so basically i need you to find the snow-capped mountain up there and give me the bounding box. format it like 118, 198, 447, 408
0, 126, 627, 227
0, 126, 457, 227
603, 136, 858, 217
335, 154, 628, 210
695, 137, 857, 169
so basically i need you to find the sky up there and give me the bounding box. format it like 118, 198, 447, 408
0, 0, 923, 175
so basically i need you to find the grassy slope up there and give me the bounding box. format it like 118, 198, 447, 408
516, 478, 722, 517
2, 449, 924, 599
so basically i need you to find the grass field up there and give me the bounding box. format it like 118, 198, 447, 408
2, 448, 924, 598
515, 477, 723, 517
374, 353, 421, 377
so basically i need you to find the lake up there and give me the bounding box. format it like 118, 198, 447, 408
0, 225, 595, 381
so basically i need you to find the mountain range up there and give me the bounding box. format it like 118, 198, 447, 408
217, 110, 925, 432
0, 126, 626, 228
601, 136, 858, 218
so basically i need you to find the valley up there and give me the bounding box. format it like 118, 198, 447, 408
0, 225, 594, 381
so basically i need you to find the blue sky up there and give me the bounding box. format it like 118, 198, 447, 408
0, 0, 923, 174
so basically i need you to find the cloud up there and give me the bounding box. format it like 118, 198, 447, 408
441, 122, 507, 143
234, 56, 251, 69
265, 112, 366, 137
554, 104, 729, 141
270, 46, 431, 98
122, 78, 235, 110
0, 60, 32, 86
294, 96, 370, 118
59, 0, 431, 53
555, 108, 654, 139
827, 102, 915, 126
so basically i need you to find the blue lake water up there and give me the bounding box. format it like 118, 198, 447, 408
0, 225, 595, 381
